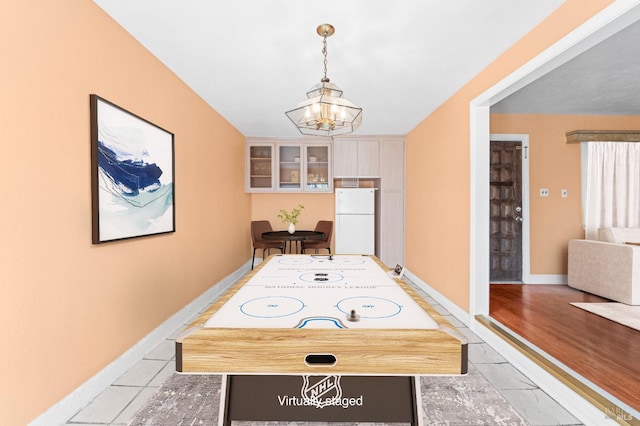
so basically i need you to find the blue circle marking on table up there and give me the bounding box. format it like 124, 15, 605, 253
336, 296, 402, 319
240, 296, 305, 318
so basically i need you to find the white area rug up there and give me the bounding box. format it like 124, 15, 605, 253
571, 302, 640, 332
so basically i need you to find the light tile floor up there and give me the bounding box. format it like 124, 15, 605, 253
64, 279, 582, 426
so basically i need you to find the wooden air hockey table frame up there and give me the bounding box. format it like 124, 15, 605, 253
176, 254, 468, 424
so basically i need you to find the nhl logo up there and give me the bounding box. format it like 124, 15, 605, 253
301, 375, 342, 408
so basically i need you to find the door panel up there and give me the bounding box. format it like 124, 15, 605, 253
490, 141, 523, 281
335, 189, 375, 215
336, 214, 375, 255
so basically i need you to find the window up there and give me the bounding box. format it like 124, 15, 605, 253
582, 141, 640, 239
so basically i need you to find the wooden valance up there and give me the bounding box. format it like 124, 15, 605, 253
566, 130, 640, 143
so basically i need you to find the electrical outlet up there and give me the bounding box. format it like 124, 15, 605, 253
540, 188, 549, 197
561, 189, 568, 198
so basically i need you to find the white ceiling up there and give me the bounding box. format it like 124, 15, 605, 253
93, 0, 565, 138
493, 17, 640, 115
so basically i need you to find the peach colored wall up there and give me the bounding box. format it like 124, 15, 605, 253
251, 193, 336, 252
491, 114, 640, 274
405, 0, 614, 311
0, 1, 249, 424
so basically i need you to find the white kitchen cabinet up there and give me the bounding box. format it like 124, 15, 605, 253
333, 138, 380, 177
246, 143, 275, 191
379, 138, 405, 266
246, 139, 332, 193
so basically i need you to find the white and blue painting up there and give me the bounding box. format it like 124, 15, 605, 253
95, 98, 174, 242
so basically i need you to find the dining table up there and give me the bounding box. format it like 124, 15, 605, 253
262, 230, 325, 254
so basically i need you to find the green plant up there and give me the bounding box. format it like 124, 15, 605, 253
277, 204, 305, 225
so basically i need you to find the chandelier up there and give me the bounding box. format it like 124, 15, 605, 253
285, 24, 362, 137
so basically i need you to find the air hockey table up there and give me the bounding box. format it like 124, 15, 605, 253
176, 254, 468, 424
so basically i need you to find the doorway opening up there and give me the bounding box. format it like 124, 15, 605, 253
489, 135, 529, 283
470, 1, 640, 318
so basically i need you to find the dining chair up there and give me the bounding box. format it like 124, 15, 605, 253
251, 220, 283, 269
301, 220, 333, 254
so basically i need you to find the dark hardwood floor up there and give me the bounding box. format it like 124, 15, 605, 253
489, 284, 640, 412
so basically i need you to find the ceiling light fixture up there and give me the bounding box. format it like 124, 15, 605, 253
285, 24, 362, 137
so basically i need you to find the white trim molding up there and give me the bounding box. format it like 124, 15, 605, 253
404, 269, 471, 327
470, 0, 640, 318
30, 261, 251, 426
469, 2, 640, 425
471, 318, 624, 426
527, 274, 567, 285
408, 266, 626, 424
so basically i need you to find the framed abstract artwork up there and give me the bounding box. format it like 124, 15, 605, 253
90, 94, 175, 243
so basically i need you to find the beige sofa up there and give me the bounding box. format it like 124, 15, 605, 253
568, 227, 640, 305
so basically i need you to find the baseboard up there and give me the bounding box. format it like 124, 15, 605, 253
403, 269, 632, 425
30, 260, 251, 426
473, 316, 636, 426
523, 274, 568, 284
403, 269, 471, 327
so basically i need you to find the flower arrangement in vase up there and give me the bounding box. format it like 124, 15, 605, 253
277, 204, 305, 234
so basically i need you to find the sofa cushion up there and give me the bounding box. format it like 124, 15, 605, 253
598, 227, 640, 243
568, 239, 640, 305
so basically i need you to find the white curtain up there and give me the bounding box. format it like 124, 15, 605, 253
584, 141, 640, 239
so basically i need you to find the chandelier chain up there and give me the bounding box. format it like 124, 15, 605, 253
322, 34, 328, 80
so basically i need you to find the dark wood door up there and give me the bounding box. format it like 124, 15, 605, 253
489, 141, 523, 281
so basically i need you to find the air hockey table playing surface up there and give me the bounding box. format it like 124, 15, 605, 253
176, 254, 467, 375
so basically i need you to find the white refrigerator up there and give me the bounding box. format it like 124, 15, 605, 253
335, 188, 375, 254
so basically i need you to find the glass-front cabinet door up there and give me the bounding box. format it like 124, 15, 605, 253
246, 139, 332, 193
247, 144, 274, 191
278, 145, 302, 190
304, 145, 331, 191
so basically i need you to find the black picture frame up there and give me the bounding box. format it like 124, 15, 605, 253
90, 94, 175, 243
